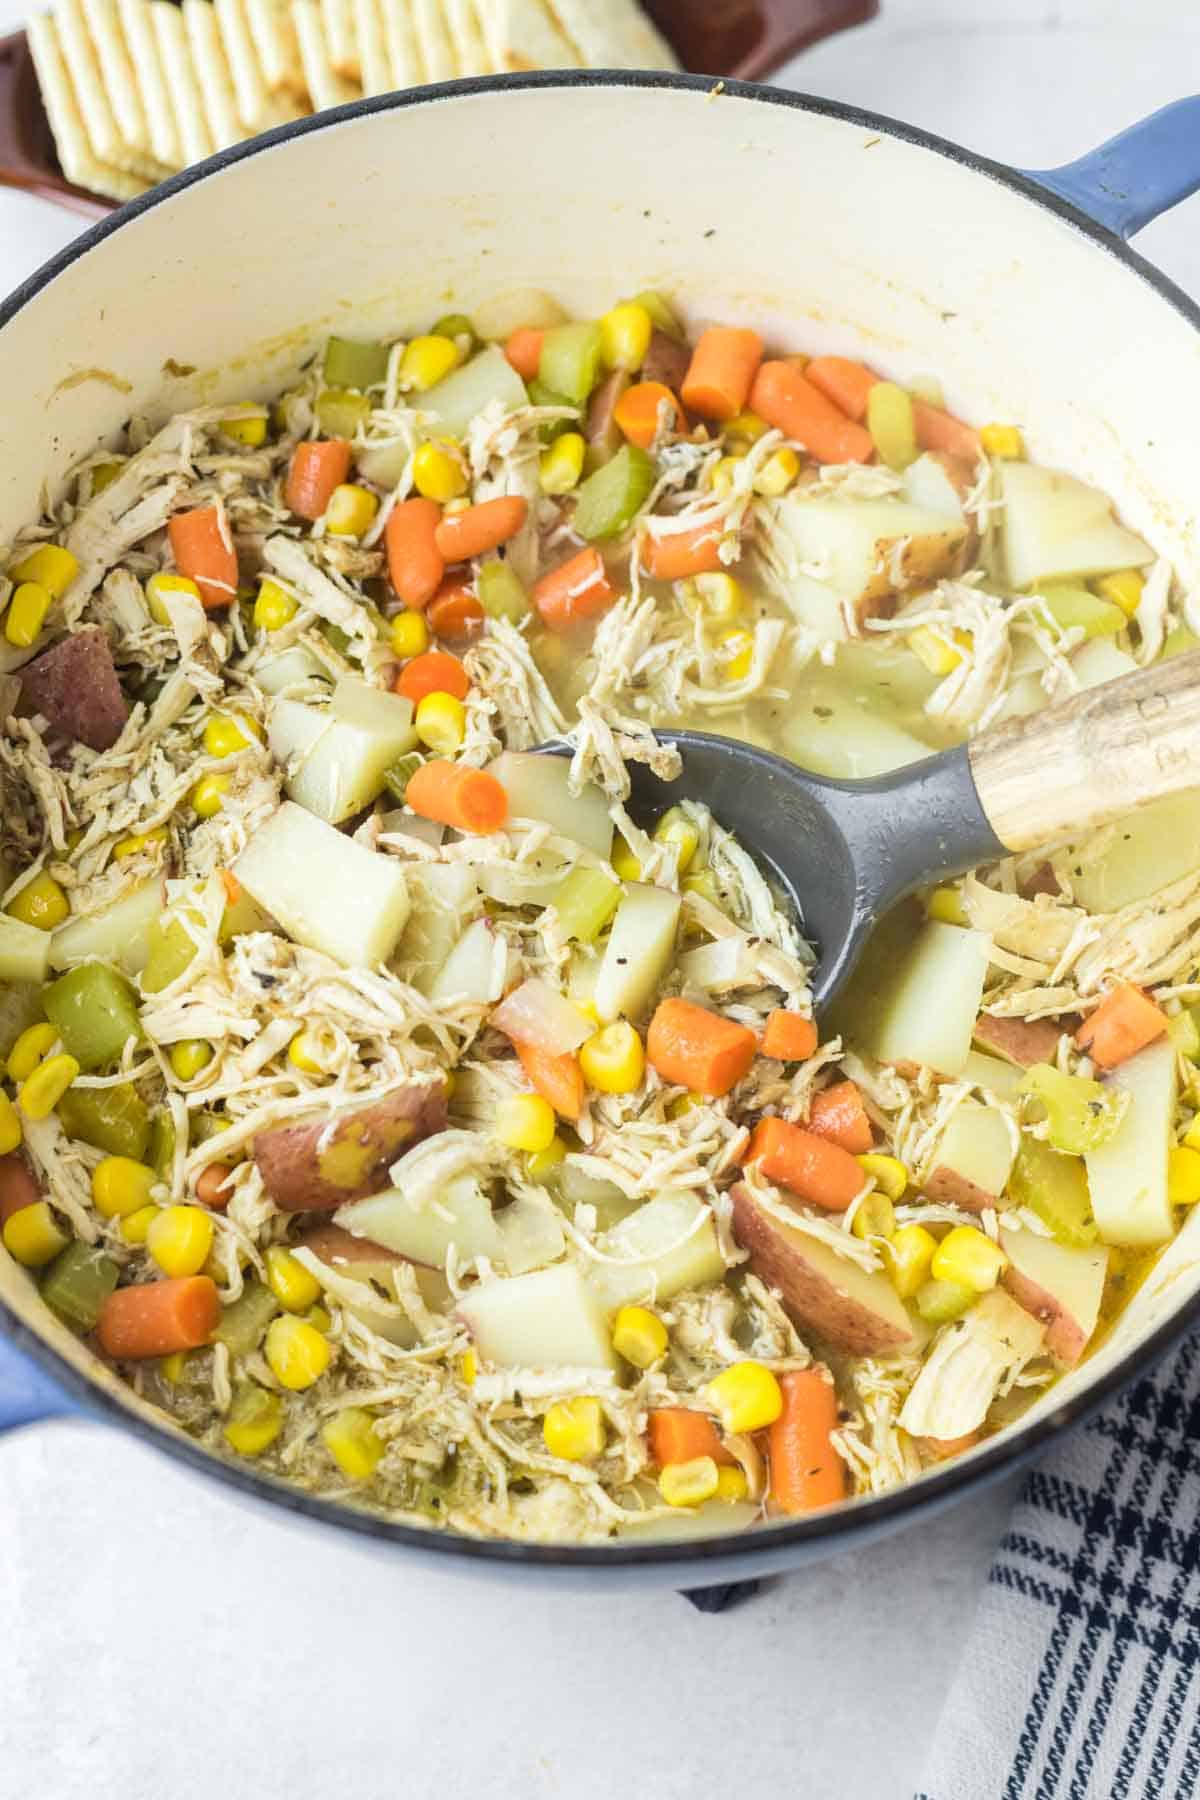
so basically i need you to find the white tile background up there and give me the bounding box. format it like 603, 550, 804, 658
0, 4, 1197, 1796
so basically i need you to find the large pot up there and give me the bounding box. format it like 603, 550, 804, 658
2, 74, 1200, 1594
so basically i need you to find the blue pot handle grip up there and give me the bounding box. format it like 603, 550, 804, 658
1021, 96, 1200, 239
0, 1327, 79, 1432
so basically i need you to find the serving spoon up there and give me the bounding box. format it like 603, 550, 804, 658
608, 646, 1200, 1010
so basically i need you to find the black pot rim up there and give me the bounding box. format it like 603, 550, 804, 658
3, 68, 1198, 1579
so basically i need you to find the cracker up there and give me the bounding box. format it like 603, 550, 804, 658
54, 0, 164, 177
351, 0, 390, 94
379, 0, 422, 86
444, 0, 491, 75
214, 0, 306, 129
320, 0, 358, 79
411, 0, 453, 79
184, 0, 244, 148
116, 0, 183, 169
80, 0, 170, 174
547, 0, 678, 70
150, 0, 214, 165
291, 0, 359, 108
478, 0, 578, 74
27, 10, 150, 201
246, 0, 308, 96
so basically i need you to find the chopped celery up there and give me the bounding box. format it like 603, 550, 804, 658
573, 444, 656, 541
1162, 625, 1200, 661
383, 751, 425, 803
149, 1109, 177, 1181
1008, 1135, 1097, 1247
219, 885, 272, 946
43, 964, 142, 1070
477, 559, 529, 623
431, 313, 477, 352
0, 982, 46, 1059
141, 912, 200, 995
627, 291, 684, 338
916, 1277, 976, 1324
57, 1083, 150, 1160
551, 867, 621, 943
538, 323, 603, 408
1168, 1009, 1200, 1059
1020, 1062, 1128, 1153
41, 1241, 119, 1331
866, 382, 918, 471
1038, 585, 1125, 639
315, 388, 371, 438
526, 378, 577, 441
212, 1281, 279, 1356
323, 337, 390, 390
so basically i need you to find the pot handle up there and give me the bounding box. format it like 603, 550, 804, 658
0, 1329, 78, 1432
1021, 96, 1200, 239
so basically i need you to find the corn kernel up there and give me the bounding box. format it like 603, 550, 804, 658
542, 1395, 606, 1462
6, 873, 68, 932
8, 1023, 59, 1082
220, 413, 268, 447
717, 627, 754, 683
223, 1384, 283, 1456
190, 774, 230, 820
253, 578, 298, 632
203, 713, 260, 758
262, 1244, 322, 1313
653, 806, 700, 874
659, 1455, 719, 1508
390, 609, 430, 660
724, 409, 769, 446
147, 1204, 214, 1278
5, 581, 51, 647
325, 483, 379, 538
1094, 569, 1145, 619
93, 1155, 158, 1220
710, 454, 744, 496
704, 1360, 783, 1435
160, 1350, 190, 1384
265, 1313, 331, 1389
412, 440, 468, 503
459, 1348, 478, 1386
856, 1154, 908, 1203
1183, 1114, 1200, 1154
681, 571, 742, 622
908, 624, 969, 677
287, 1028, 327, 1075
322, 1406, 386, 1480
599, 301, 653, 372
525, 1136, 566, 1179
681, 870, 720, 906
667, 1091, 706, 1119
10, 543, 79, 598
886, 1223, 937, 1299
2, 1199, 69, 1267
400, 335, 461, 391
0, 1092, 22, 1156
714, 1465, 750, 1503
580, 1021, 645, 1095
496, 1092, 557, 1153
611, 1304, 668, 1369
931, 1224, 1008, 1293
753, 447, 801, 497
980, 423, 1025, 460
539, 432, 586, 495
851, 1192, 897, 1241
926, 885, 968, 926
120, 1203, 160, 1245
113, 826, 168, 862
1168, 1145, 1200, 1206
167, 1038, 213, 1083
414, 691, 466, 753
610, 836, 642, 881
19, 1052, 79, 1120
146, 571, 202, 625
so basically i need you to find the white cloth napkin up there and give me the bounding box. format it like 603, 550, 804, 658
917, 1330, 1200, 1799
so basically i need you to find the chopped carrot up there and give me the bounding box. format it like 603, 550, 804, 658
767, 1368, 845, 1514
167, 506, 238, 610
805, 355, 880, 421
743, 1116, 865, 1211
513, 1039, 584, 1121
749, 361, 875, 464
505, 327, 544, 382
761, 1009, 818, 1063
912, 399, 981, 461
639, 523, 726, 583
681, 326, 764, 422
394, 649, 469, 705
434, 496, 528, 562
0, 1153, 39, 1224
533, 546, 618, 630
646, 998, 757, 1098
218, 869, 242, 908
385, 497, 444, 610
808, 1079, 873, 1154
1075, 980, 1168, 1071
405, 760, 508, 834
920, 1431, 982, 1462
195, 1162, 235, 1210
613, 380, 682, 449
96, 1275, 221, 1360
284, 439, 352, 523
427, 583, 485, 640
647, 1407, 736, 1469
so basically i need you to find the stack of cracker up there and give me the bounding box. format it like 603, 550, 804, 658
26, 0, 678, 202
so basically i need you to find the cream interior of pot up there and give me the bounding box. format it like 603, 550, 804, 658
3, 78, 1200, 1504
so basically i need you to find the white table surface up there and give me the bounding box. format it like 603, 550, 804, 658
1, 6, 1198, 1796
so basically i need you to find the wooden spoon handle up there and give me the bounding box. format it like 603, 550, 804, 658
968, 648, 1200, 852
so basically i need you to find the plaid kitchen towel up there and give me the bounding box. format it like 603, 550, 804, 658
917, 1329, 1200, 1800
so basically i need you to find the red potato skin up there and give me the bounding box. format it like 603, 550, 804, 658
20, 625, 129, 751
1001, 1267, 1090, 1367
972, 1013, 1073, 1069
923, 1164, 1003, 1215
0, 1153, 41, 1223
296, 1222, 407, 1266
585, 369, 631, 459
730, 1181, 915, 1356
254, 1080, 447, 1212
640, 329, 691, 393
